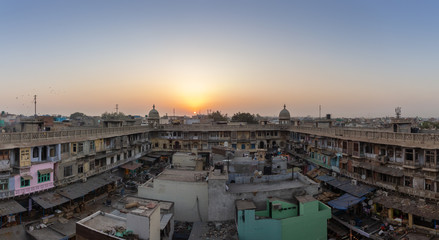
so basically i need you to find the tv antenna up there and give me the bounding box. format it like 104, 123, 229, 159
33, 95, 37, 118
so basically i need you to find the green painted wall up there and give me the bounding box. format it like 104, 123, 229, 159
237, 209, 282, 240
281, 201, 331, 240
238, 200, 331, 240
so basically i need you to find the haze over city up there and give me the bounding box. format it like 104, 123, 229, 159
1, 1, 439, 117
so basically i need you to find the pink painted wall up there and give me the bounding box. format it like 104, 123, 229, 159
14, 162, 55, 196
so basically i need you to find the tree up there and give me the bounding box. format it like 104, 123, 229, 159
208, 111, 228, 122
231, 112, 258, 124
101, 112, 126, 120
70, 112, 86, 119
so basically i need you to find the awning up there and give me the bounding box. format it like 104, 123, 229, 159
38, 168, 53, 175
140, 156, 157, 163
0, 200, 26, 216
372, 166, 404, 177
373, 193, 439, 220
120, 162, 143, 170
31, 191, 69, 209
160, 213, 173, 230
326, 178, 351, 188
316, 175, 335, 182
57, 173, 121, 200
328, 193, 366, 210
337, 183, 375, 198
21, 174, 33, 180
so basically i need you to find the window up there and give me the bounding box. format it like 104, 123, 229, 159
64, 165, 73, 177
111, 157, 114, 164
241, 144, 246, 149
404, 176, 412, 187
38, 172, 50, 183
49, 146, 55, 157
78, 142, 83, 153
32, 148, 39, 158
61, 143, 69, 153
425, 179, 433, 191
89, 161, 95, 170
0, 150, 8, 160
405, 149, 413, 161
90, 141, 95, 151
0, 179, 8, 190
72, 143, 77, 153
232, 144, 236, 149
20, 177, 30, 187
117, 155, 121, 161
426, 150, 435, 164
78, 164, 83, 174
251, 144, 255, 149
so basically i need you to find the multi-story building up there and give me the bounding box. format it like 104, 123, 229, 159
1, 105, 439, 233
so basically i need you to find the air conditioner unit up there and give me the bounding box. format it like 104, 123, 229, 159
361, 175, 366, 180
332, 172, 337, 177
351, 179, 357, 185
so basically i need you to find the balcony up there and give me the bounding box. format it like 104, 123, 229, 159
403, 160, 421, 169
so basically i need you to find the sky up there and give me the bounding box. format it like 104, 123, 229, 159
1, 1, 439, 118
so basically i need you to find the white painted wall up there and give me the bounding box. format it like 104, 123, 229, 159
127, 213, 150, 240
138, 179, 208, 222
149, 207, 161, 240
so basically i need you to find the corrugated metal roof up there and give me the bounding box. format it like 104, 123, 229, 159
120, 162, 142, 170
31, 191, 69, 209
337, 183, 375, 198
0, 200, 26, 216
160, 213, 173, 230
57, 173, 121, 200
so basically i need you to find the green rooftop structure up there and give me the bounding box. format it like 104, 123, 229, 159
236, 195, 331, 240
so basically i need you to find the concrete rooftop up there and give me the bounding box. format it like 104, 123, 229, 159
156, 169, 208, 182
228, 179, 306, 193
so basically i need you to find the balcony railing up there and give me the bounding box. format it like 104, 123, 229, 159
290, 126, 439, 148
0, 126, 148, 145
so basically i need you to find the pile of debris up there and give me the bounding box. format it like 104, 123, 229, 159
316, 191, 340, 203
174, 221, 193, 239
102, 225, 138, 239
202, 221, 237, 240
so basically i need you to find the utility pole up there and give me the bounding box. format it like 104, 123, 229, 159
319, 105, 321, 119
33, 95, 37, 118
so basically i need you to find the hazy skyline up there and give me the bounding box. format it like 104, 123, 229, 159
1, 1, 439, 118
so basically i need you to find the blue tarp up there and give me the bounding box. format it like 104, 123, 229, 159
316, 175, 335, 182
327, 193, 366, 210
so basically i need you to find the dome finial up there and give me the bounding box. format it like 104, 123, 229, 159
153, 104, 155, 109
284, 104, 286, 109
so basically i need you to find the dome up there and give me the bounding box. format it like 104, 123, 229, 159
279, 104, 290, 120
148, 105, 160, 119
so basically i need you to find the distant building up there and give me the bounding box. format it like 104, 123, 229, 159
236, 196, 331, 240
279, 104, 291, 125
148, 105, 160, 127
